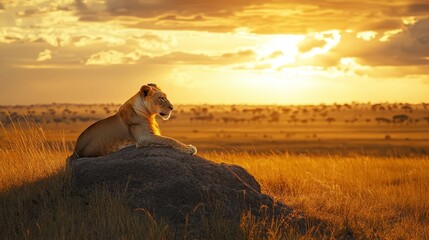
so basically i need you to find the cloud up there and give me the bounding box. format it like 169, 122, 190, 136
103, 0, 258, 18
1, 0, 429, 83
148, 51, 214, 65
86, 49, 147, 65
406, 3, 429, 15
297, 37, 327, 53
277, 18, 429, 73
3, 0, 429, 37
85, 50, 256, 66
158, 14, 206, 22
37, 49, 52, 61
355, 66, 429, 78
147, 49, 257, 66
0, 8, 174, 52
335, 18, 429, 68
84, 49, 258, 66
67, 0, 429, 35
357, 19, 403, 32
356, 31, 378, 41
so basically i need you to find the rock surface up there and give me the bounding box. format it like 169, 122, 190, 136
70, 146, 297, 233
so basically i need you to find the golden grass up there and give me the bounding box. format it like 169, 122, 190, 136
0, 122, 172, 239
1, 121, 429, 239
203, 151, 429, 239
0, 121, 68, 190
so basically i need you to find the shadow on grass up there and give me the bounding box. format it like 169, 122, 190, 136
0, 167, 348, 240
0, 167, 171, 240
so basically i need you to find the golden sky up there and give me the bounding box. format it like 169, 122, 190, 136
0, 0, 428, 105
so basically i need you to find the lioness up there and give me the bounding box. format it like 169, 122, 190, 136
68, 83, 197, 160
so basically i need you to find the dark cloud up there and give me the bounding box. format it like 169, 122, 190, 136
407, 3, 429, 15
348, 18, 429, 67
133, 20, 237, 33
358, 19, 403, 32
74, 0, 88, 11
274, 17, 429, 72
74, 0, 104, 21
71, 0, 429, 34
104, 0, 263, 18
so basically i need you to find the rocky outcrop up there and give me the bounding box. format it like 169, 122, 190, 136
70, 146, 303, 236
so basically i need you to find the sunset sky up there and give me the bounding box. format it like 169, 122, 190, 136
0, 0, 428, 105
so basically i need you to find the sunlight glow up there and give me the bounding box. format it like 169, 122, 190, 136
300, 30, 341, 58
256, 35, 304, 69
379, 29, 402, 42
356, 31, 378, 41
402, 16, 417, 25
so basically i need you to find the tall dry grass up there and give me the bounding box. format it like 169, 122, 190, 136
0, 122, 309, 239
203, 151, 429, 239
1, 120, 428, 239
0, 121, 68, 190
0, 121, 171, 239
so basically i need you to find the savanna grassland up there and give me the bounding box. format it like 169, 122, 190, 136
1, 103, 429, 239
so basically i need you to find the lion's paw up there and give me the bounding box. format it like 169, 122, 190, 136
184, 144, 197, 155
136, 141, 146, 148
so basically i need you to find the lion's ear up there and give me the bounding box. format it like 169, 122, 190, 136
140, 85, 154, 97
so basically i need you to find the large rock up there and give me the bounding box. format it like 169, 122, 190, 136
70, 146, 299, 234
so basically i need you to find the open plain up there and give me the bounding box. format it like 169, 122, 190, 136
1, 102, 429, 239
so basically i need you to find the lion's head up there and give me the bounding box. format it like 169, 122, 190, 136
140, 83, 174, 120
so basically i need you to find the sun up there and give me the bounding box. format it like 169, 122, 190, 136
255, 34, 305, 69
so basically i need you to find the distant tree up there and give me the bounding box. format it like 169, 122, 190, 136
401, 105, 413, 113
53, 117, 63, 123
231, 106, 239, 113
320, 112, 329, 117
282, 108, 291, 114
326, 117, 336, 124
301, 108, 309, 114
268, 116, 280, 123
392, 114, 409, 123
375, 117, 391, 124
79, 117, 90, 122
103, 107, 111, 114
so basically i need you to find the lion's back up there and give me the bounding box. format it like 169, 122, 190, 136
74, 115, 134, 158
